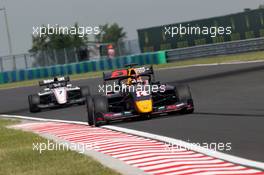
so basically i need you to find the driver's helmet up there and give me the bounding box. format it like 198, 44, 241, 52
127, 69, 143, 85
54, 83, 61, 88
52, 77, 61, 87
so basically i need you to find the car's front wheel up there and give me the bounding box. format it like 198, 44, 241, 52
93, 95, 109, 127
175, 84, 194, 114
86, 96, 95, 126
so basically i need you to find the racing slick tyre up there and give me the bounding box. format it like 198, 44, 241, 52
175, 84, 194, 114
86, 96, 95, 126
93, 95, 109, 127
81, 86, 90, 97
28, 94, 40, 113
79, 86, 90, 105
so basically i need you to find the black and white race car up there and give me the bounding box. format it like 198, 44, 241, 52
28, 76, 89, 112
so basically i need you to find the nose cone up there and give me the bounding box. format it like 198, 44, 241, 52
53, 88, 67, 104
135, 100, 153, 113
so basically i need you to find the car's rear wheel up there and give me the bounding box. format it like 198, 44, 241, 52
81, 86, 90, 97
175, 84, 194, 114
93, 95, 109, 127
28, 94, 40, 113
79, 86, 90, 105
86, 96, 95, 126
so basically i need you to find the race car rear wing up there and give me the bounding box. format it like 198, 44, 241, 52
103, 65, 154, 81
103, 69, 128, 81
135, 66, 154, 76
39, 76, 70, 86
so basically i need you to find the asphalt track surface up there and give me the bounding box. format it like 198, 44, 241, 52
1, 62, 264, 163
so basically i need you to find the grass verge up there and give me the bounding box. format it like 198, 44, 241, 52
1, 50, 264, 90
0, 71, 102, 90
0, 119, 120, 175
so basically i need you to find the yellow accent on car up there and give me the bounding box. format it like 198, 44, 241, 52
126, 68, 135, 85
135, 100, 153, 113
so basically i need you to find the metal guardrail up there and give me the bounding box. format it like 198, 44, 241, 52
166, 37, 264, 62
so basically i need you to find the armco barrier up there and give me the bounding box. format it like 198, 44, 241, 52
0, 51, 166, 84
166, 37, 264, 62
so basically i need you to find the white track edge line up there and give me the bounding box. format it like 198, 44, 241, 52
1, 114, 264, 171
0, 114, 88, 125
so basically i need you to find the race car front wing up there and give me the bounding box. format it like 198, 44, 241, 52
37, 98, 85, 109
95, 102, 194, 124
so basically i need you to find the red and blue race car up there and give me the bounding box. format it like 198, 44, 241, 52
86, 64, 194, 126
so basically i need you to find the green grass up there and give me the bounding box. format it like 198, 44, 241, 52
0, 119, 120, 175
1, 50, 264, 90
0, 71, 103, 90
